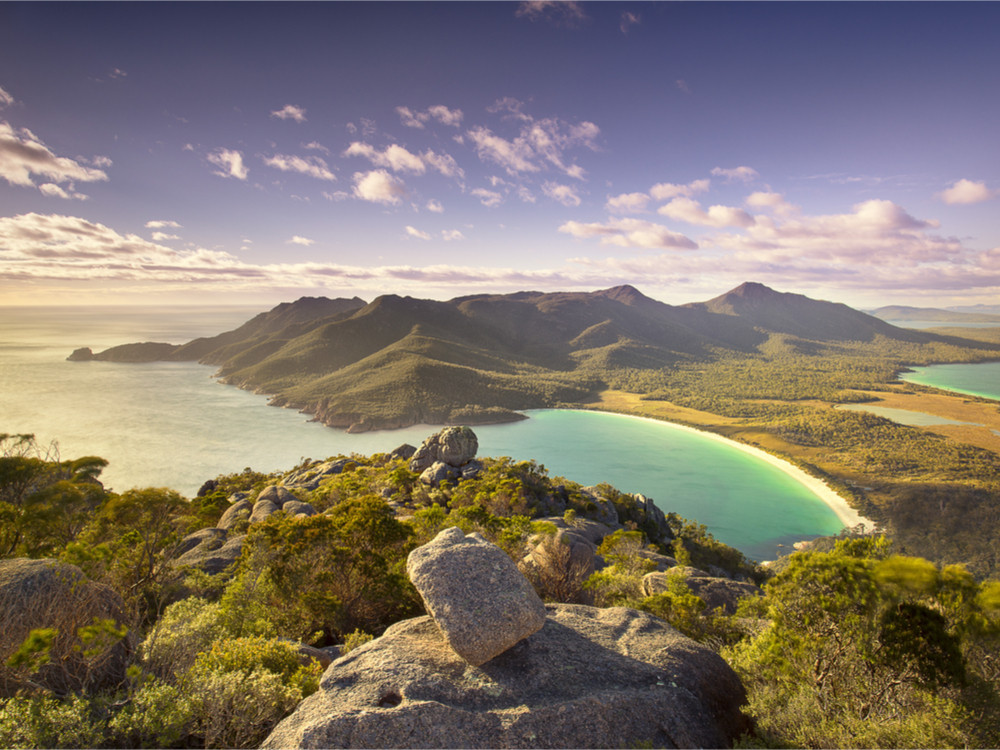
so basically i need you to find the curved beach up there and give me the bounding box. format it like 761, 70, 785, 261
592, 410, 875, 532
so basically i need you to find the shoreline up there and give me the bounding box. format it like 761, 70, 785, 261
576, 407, 876, 533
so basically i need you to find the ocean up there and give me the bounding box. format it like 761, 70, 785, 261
1, 305, 870, 560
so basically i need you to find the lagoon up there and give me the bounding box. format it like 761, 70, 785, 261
900, 362, 1000, 401
1, 306, 849, 560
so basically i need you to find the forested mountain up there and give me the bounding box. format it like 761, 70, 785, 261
80, 282, 996, 432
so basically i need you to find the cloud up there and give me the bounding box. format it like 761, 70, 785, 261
516, 1, 587, 26
262, 153, 336, 181
405, 225, 431, 241
271, 104, 307, 123
302, 141, 330, 155
620, 11, 640, 34
471, 188, 504, 207
675, 79, 691, 95
0, 122, 109, 189
711, 166, 759, 183
606, 192, 649, 214
151, 232, 180, 241
658, 197, 754, 228
421, 149, 464, 179
109, 68, 127, 79
559, 217, 697, 250
543, 181, 581, 207
352, 169, 406, 204
0, 87, 15, 108
649, 178, 710, 201
287, 235, 315, 246
207, 148, 248, 180
466, 109, 598, 179
442, 229, 465, 241
426, 199, 444, 213
145, 219, 182, 229
38, 183, 88, 200
344, 142, 426, 174
427, 105, 463, 127
745, 191, 795, 214
938, 178, 994, 205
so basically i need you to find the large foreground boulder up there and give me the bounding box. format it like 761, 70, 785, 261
409, 426, 478, 473
262, 603, 750, 749
0, 558, 131, 697
407, 528, 546, 666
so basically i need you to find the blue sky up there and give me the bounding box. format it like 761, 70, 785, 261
1, 1, 998, 309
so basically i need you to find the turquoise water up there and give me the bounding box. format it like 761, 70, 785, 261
0, 306, 847, 560
900, 362, 1000, 401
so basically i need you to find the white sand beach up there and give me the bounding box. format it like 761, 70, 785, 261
607, 411, 876, 532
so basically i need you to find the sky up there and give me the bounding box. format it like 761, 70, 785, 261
1, 1, 999, 310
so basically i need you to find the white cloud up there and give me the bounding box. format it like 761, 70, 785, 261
426, 199, 444, 213
649, 178, 710, 201
271, 104, 307, 123
471, 188, 503, 207
344, 142, 426, 174
287, 235, 315, 246
109, 68, 127, 79
90, 155, 113, 168
559, 217, 697, 250
262, 153, 336, 181
405, 225, 431, 241
711, 166, 759, 183
207, 148, 248, 180
302, 141, 330, 155
467, 111, 598, 180
442, 229, 465, 241
427, 105, 463, 127
421, 149, 464, 179
938, 178, 994, 205
658, 197, 753, 228
0, 86, 14, 108
146, 219, 182, 229
0, 122, 109, 188
606, 192, 649, 214
676, 79, 691, 95
396, 106, 426, 129
151, 231, 180, 241
543, 181, 581, 207
38, 183, 88, 200
352, 169, 406, 204
467, 126, 538, 175
745, 191, 795, 214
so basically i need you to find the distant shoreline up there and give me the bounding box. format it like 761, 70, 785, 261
577, 408, 875, 533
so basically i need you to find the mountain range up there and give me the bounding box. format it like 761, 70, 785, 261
69, 282, 986, 432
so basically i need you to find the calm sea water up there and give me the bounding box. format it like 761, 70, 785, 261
1, 306, 850, 560
900, 362, 1000, 401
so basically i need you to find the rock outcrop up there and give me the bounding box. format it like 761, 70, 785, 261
0, 558, 132, 697
406, 528, 546, 666
409, 426, 478, 470
262, 604, 749, 749
643, 569, 761, 615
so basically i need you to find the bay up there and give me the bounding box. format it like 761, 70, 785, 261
900, 362, 1000, 401
0, 306, 846, 560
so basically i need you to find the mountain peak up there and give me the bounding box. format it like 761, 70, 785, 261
728, 281, 776, 299
592, 285, 653, 306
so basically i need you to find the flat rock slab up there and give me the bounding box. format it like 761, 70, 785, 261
406, 527, 546, 666
262, 603, 750, 749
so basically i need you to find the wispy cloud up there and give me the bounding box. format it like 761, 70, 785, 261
471, 187, 503, 207
262, 153, 336, 181
649, 178, 710, 201
271, 104, 307, 123
938, 178, 994, 205
559, 217, 697, 250
426, 199, 444, 213
442, 229, 465, 241
711, 166, 759, 183
151, 231, 180, 241
658, 197, 754, 228
287, 235, 314, 246
620, 11, 640, 34
145, 219, 182, 229
396, 104, 464, 129
344, 142, 426, 174
38, 183, 89, 201
543, 181, 581, 207
207, 148, 248, 180
0, 86, 15, 108
516, 1, 587, 27
0, 122, 109, 192
606, 192, 650, 214
405, 225, 431, 241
